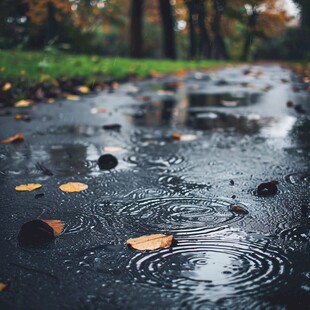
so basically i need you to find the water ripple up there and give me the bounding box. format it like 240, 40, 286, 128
127, 235, 292, 302
118, 197, 247, 237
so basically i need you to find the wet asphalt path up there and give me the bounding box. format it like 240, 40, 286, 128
0, 64, 310, 309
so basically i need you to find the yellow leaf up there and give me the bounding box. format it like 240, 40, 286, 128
0, 133, 24, 144
66, 95, 80, 101
47, 98, 55, 104
15, 183, 42, 191
127, 234, 174, 251
2, 82, 11, 91
103, 146, 124, 153
77, 86, 90, 94
42, 220, 65, 235
15, 114, 23, 120
0, 282, 7, 292
20, 70, 27, 75
15, 100, 33, 108
0, 67, 6, 72
59, 182, 88, 192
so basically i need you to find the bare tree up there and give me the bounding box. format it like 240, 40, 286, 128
129, 0, 144, 58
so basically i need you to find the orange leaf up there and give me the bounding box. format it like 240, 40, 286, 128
15, 100, 33, 108
0, 133, 24, 144
103, 146, 124, 153
172, 132, 197, 141
127, 234, 174, 251
77, 86, 90, 94
2, 82, 11, 91
15, 183, 42, 191
0, 282, 7, 292
59, 182, 88, 192
42, 220, 65, 235
66, 95, 80, 101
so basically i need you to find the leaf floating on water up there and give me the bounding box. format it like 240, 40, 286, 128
229, 204, 248, 214
15, 183, 42, 192
91, 107, 108, 114
0, 133, 24, 144
172, 132, 182, 140
2, 82, 11, 91
66, 95, 80, 101
15, 114, 31, 121
127, 234, 174, 251
59, 182, 88, 192
257, 182, 278, 196
103, 146, 124, 153
0, 282, 7, 292
77, 86, 90, 94
14, 99, 33, 108
42, 220, 65, 235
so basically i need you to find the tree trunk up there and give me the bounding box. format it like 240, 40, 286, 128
46, 1, 56, 44
159, 0, 176, 59
185, 0, 197, 59
211, 0, 229, 60
197, 0, 212, 58
129, 0, 144, 58
240, 9, 258, 61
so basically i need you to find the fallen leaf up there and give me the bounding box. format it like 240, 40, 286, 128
47, 98, 55, 103
2, 82, 11, 91
127, 234, 174, 251
0, 133, 24, 143
91, 107, 108, 114
172, 132, 182, 140
77, 86, 90, 94
229, 204, 248, 214
103, 146, 124, 153
221, 100, 239, 107
15, 183, 42, 191
59, 182, 88, 192
15, 114, 31, 121
42, 220, 65, 235
172, 132, 197, 141
0, 283, 7, 292
66, 95, 80, 101
20, 70, 26, 75
14, 100, 33, 108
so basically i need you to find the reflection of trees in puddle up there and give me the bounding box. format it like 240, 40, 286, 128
48, 144, 96, 177
130, 89, 264, 133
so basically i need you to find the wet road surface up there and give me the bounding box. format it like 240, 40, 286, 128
1, 64, 310, 309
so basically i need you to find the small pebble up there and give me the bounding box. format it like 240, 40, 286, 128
230, 180, 234, 185
257, 182, 278, 196
35, 193, 45, 199
98, 154, 118, 170
102, 124, 121, 131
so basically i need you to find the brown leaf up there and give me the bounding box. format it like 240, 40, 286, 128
0, 133, 24, 144
127, 234, 174, 251
42, 220, 65, 235
229, 204, 248, 214
2, 82, 11, 91
0, 282, 7, 292
59, 182, 88, 192
172, 132, 197, 141
15, 183, 42, 191
14, 100, 33, 108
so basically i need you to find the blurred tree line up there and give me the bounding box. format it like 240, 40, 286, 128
0, 0, 308, 60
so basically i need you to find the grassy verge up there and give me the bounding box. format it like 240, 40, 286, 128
0, 49, 228, 84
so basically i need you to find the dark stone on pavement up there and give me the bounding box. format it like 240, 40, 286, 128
257, 182, 278, 196
98, 154, 118, 170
